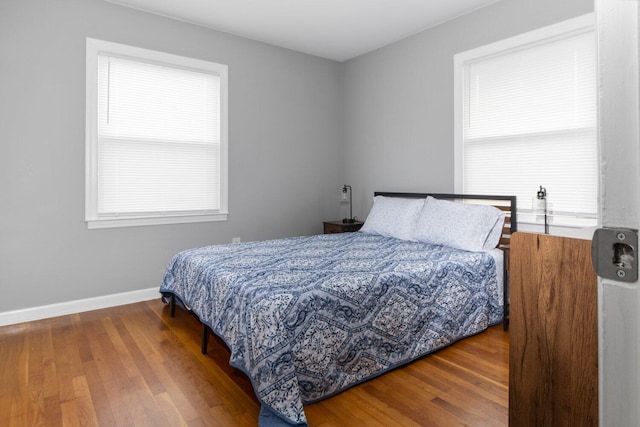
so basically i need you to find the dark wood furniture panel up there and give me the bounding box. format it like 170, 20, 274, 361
509, 232, 598, 427
323, 220, 364, 234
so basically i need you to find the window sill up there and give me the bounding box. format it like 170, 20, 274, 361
517, 222, 597, 240
86, 212, 228, 229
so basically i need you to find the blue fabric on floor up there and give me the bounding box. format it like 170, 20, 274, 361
259, 404, 308, 427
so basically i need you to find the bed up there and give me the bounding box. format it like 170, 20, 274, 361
159, 192, 516, 426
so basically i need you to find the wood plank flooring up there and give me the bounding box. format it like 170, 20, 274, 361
0, 300, 508, 426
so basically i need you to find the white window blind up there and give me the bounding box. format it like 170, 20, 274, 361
86, 39, 228, 228
455, 16, 597, 228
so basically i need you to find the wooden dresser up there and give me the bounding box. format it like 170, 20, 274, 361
509, 232, 598, 426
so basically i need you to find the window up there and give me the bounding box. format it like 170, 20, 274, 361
454, 14, 597, 228
85, 38, 228, 229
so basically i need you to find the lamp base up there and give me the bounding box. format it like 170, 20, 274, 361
342, 218, 356, 224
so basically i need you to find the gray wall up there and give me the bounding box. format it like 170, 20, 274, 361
0, 0, 593, 313
343, 0, 594, 219
0, 0, 344, 312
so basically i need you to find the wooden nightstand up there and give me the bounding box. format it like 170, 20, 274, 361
323, 220, 364, 234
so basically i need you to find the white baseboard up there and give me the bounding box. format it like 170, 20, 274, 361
0, 287, 160, 327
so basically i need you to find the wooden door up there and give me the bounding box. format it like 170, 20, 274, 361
509, 232, 598, 426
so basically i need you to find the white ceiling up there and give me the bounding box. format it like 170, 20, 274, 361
106, 0, 500, 61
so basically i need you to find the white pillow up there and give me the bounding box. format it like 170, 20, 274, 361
413, 196, 506, 251
360, 196, 425, 241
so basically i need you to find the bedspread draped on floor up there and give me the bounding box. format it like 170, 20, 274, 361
160, 232, 502, 426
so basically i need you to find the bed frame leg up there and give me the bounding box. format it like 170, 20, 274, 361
503, 249, 509, 331
503, 288, 509, 331
170, 294, 176, 317
201, 324, 209, 355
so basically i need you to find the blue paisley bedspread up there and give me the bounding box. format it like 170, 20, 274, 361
160, 232, 503, 426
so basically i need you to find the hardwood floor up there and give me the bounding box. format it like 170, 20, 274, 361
0, 300, 508, 426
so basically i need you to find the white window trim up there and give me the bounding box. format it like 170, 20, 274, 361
453, 13, 596, 229
85, 38, 228, 229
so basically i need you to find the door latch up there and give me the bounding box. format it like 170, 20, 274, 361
591, 228, 638, 283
